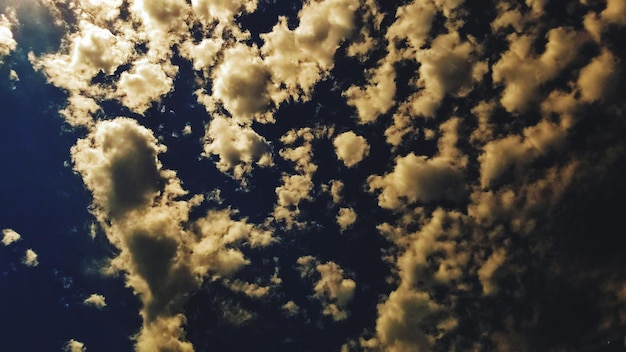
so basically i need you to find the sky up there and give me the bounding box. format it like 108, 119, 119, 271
0, 0, 625, 351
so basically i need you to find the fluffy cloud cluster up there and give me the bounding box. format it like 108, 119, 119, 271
297, 256, 356, 321
261, 0, 360, 102
202, 115, 273, 184
16, 0, 626, 350
71, 118, 274, 351
369, 154, 466, 209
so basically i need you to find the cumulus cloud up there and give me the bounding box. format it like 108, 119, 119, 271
202, 115, 273, 184
64, 339, 86, 352
13, 0, 626, 351
577, 48, 620, 103
406, 32, 487, 118
344, 61, 396, 124
0, 12, 17, 63
83, 294, 107, 309
116, 59, 176, 115
273, 127, 333, 228
71, 117, 274, 351
260, 0, 360, 102
584, 0, 626, 41
23, 249, 39, 267
71, 118, 168, 219
492, 27, 586, 113
209, 44, 274, 122
372, 209, 466, 350
297, 256, 356, 321
369, 153, 466, 209
2, 228, 21, 246
336, 207, 357, 232
333, 131, 370, 167
31, 18, 132, 97
191, 0, 257, 23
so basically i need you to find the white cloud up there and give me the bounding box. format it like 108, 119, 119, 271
407, 32, 487, 118
282, 300, 300, 317
336, 207, 357, 232
344, 61, 396, 124
23, 249, 39, 267
584, 0, 626, 41
477, 248, 507, 295
64, 339, 86, 352
191, 0, 257, 23
202, 115, 273, 184
71, 21, 132, 76
2, 228, 21, 246
577, 48, 619, 103
385, 1, 437, 55
210, 44, 273, 123
329, 180, 344, 204
71, 117, 275, 351
132, 0, 189, 29
478, 119, 567, 188
116, 59, 176, 115
369, 153, 466, 209
492, 27, 586, 113
273, 174, 313, 229
83, 293, 107, 309
0, 12, 17, 63
260, 0, 360, 103
333, 131, 370, 167
373, 209, 465, 350
297, 256, 356, 321
71, 118, 168, 218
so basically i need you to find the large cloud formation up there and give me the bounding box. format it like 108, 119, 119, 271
17, 0, 626, 351
70, 118, 273, 351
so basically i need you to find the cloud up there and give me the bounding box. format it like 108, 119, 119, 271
71, 118, 168, 219
336, 207, 357, 232
273, 174, 314, 229
209, 43, 274, 122
477, 247, 507, 295
297, 256, 356, 321
260, 0, 360, 102
116, 58, 176, 115
577, 48, 620, 103
407, 31, 487, 118
273, 127, 333, 228
71, 117, 274, 351
584, 0, 626, 41
369, 153, 466, 209
343, 60, 396, 124
202, 115, 273, 184
492, 27, 586, 113
333, 131, 370, 167
64, 339, 86, 352
2, 228, 21, 246
23, 249, 39, 267
385, 1, 437, 55
191, 0, 257, 23
0, 11, 17, 63
329, 180, 344, 204
83, 293, 107, 309
372, 209, 465, 350
478, 119, 567, 188
31, 19, 132, 92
